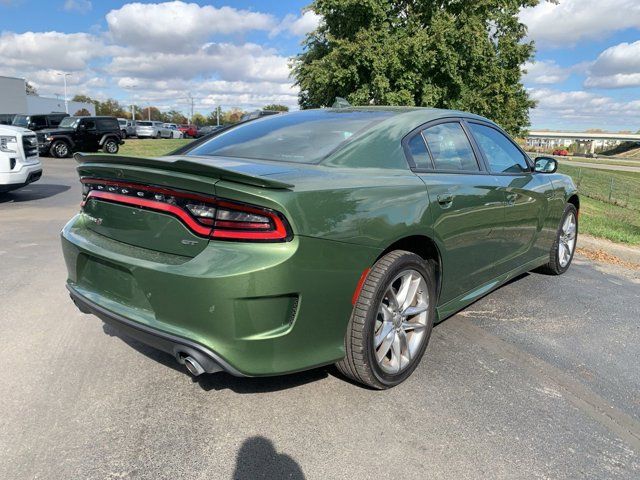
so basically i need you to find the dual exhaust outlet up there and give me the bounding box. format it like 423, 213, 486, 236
182, 355, 205, 376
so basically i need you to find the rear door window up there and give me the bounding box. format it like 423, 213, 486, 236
96, 118, 118, 131
422, 122, 479, 171
82, 119, 96, 130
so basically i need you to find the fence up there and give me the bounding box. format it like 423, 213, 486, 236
558, 164, 640, 211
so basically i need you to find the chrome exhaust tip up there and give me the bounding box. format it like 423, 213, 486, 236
183, 356, 205, 376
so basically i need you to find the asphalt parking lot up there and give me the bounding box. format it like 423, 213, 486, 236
1, 158, 639, 479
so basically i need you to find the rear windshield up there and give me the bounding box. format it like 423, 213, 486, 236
187, 110, 394, 163
137, 121, 152, 126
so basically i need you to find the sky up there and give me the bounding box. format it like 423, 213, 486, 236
1, 0, 640, 131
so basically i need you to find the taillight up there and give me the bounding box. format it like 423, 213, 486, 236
80, 178, 291, 241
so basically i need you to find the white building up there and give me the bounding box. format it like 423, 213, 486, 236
525, 137, 573, 149
0, 75, 95, 119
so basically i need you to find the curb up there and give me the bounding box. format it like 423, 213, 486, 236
577, 234, 640, 269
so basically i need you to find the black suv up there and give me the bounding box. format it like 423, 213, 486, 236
37, 116, 124, 158
12, 113, 69, 131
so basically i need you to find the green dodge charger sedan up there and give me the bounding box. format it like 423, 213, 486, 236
62, 107, 579, 389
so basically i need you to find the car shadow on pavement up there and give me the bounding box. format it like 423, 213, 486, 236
233, 436, 305, 480
103, 323, 329, 393
0, 184, 70, 203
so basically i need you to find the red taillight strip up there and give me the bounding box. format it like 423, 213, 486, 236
81, 178, 292, 241
84, 191, 213, 236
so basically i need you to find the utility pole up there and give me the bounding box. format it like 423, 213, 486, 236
148, 105, 151, 121
187, 93, 195, 124
131, 104, 136, 121
57, 72, 72, 114
216, 106, 220, 126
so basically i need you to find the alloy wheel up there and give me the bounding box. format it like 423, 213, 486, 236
373, 269, 429, 374
558, 212, 576, 267
55, 143, 68, 157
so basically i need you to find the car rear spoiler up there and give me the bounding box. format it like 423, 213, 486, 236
74, 153, 294, 190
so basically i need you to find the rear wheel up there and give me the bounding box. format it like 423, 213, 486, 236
539, 204, 578, 275
156, 132, 161, 139
50, 140, 70, 158
336, 250, 436, 389
103, 138, 119, 154
121, 130, 127, 139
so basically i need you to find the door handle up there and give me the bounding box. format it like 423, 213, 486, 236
437, 193, 454, 206
506, 193, 518, 206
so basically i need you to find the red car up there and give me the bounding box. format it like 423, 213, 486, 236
553, 149, 569, 156
178, 124, 198, 138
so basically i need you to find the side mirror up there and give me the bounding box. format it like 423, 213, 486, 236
28, 122, 36, 129
78, 123, 86, 130
534, 156, 558, 174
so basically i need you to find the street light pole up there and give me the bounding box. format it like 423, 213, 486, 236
187, 93, 194, 124
57, 72, 71, 114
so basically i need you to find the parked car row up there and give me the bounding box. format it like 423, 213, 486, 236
6, 111, 220, 141
1, 112, 220, 194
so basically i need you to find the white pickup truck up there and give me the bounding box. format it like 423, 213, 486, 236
0, 124, 42, 193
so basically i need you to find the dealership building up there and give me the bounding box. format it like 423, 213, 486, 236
0, 75, 95, 123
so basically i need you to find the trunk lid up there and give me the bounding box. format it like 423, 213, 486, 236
75, 154, 294, 257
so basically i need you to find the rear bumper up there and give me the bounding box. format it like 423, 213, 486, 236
61, 214, 380, 376
68, 285, 240, 375
136, 129, 156, 138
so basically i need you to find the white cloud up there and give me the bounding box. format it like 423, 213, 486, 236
108, 42, 290, 83
106, 1, 276, 52
0, 4, 323, 112
0, 31, 104, 71
585, 40, 640, 88
63, 0, 92, 14
523, 60, 570, 85
115, 78, 299, 111
520, 0, 640, 47
271, 11, 321, 37
529, 87, 640, 129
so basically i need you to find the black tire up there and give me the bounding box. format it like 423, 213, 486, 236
336, 250, 436, 389
538, 204, 578, 275
121, 130, 127, 139
103, 138, 119, 154
155, 132, 161, 139
50, 140, 71, 158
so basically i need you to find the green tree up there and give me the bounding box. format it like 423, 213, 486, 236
262, 104, 289, 112
96, 98, 127, 118
191, 112, 207, 126
222, 108, 244, 124
25, 81, 38, 96
292, 0, 540, 135
144, 106, 164, 121
165, 110, 188, 124
207, 106, 223, 126
71, 94, 94, 103
73, 108, 91, 116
